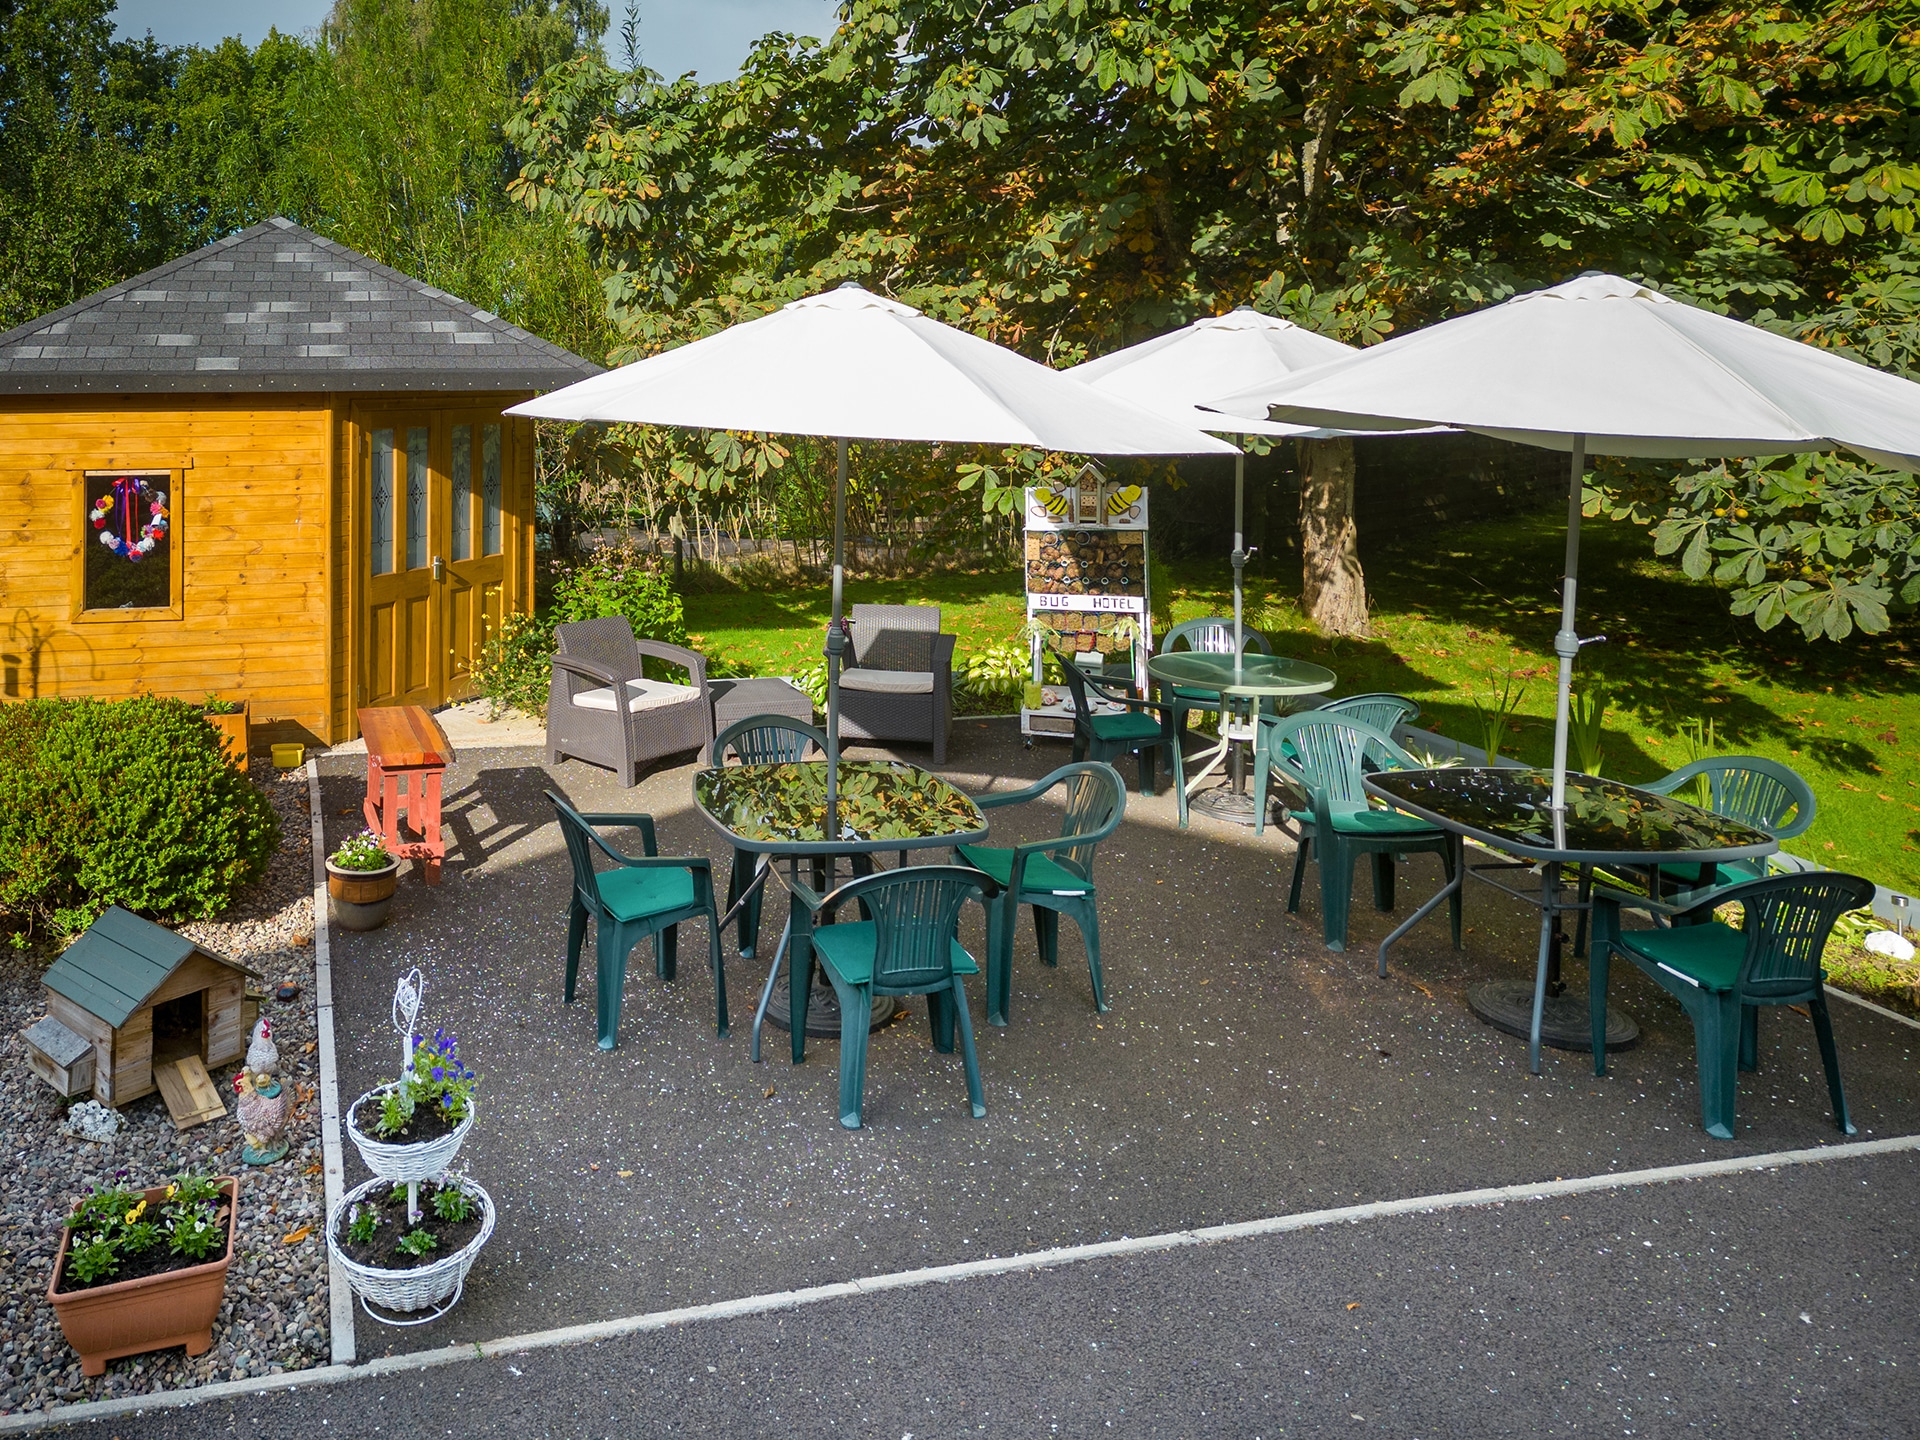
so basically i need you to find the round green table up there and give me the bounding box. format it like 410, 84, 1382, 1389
1146, 652, 1337, 825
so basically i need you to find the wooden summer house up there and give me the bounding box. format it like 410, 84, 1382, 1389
30, 906, 259, 1107
0, 218, 599, 744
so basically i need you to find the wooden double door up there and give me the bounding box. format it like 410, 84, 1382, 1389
362, 410, 513, 710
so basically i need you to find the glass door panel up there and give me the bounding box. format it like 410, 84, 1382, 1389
443, 417, 507, 699
363, 418, 440, 710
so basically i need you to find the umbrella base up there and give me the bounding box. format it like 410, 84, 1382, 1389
760, 978, 900, 1037
1190, 785, 1262, 826
1468, 980, 1639, 1053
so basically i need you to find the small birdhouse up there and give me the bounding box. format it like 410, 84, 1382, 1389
28, 907, 259, 1112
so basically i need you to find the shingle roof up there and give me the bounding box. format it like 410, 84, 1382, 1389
0, 218, 602, 395
43, 906, 255, 1029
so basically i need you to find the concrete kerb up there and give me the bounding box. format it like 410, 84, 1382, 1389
6, 1131, 1918, 1435
305, 758, 355, 1366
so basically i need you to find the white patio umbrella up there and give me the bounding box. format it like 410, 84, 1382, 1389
509, 283, 1236, 830
1067, 308, 1355, 670
1207, 272, 1920, 815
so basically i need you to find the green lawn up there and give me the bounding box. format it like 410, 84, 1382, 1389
683, 510, 1920, 893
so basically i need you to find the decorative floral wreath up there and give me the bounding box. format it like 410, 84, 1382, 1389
90, 476, 168, 561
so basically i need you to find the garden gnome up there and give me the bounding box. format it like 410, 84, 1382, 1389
234, 1069, 289, 1166
245, 1015, 278, 1077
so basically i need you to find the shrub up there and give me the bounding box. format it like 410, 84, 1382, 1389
0, 697, 279, 936
552, 549, 687, 647
475, 550, 692, 720
473, 612, 554, 720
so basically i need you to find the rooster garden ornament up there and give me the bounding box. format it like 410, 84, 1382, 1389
235, 1069, 289, 1166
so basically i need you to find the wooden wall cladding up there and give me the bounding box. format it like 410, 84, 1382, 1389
0, 396, 332, 742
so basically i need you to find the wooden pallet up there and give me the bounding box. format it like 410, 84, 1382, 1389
153, 1056, 226, 1130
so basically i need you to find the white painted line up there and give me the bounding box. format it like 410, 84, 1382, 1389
306, 757, 355, 1366
1826, 981, 1920, 1033
7, 1132, 1915, 1434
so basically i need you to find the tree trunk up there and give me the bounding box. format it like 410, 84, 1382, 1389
1298, 436, 1369, 635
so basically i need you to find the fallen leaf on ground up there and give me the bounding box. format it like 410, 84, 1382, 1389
282, 1226, 312, 1245
1347, 1302, 1361, 1311
303, 1163, 323, 1176
303, 1042, 317, 1053
617, 1170, 633, 1178
589, 1163, 600, 1171
764, 1086, 777, 1098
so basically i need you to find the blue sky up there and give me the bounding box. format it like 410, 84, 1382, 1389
112, 1, 840, 78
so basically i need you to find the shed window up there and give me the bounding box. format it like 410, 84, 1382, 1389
82, 472, 173, 612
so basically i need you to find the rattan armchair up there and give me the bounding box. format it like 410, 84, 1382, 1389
546, 616, 716, 786
833, 604, 956, 765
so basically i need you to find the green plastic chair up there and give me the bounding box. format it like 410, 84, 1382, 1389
795, 865, 991, 1130
1641, 755, 1817, 889
1574, 755, 1818, 956
1157, 616, 1273, 739
546, 791, 726, 1051
953, 761, 1126, 1026
1050, 643, 1176, 796
1590, 870, 1871, 1139
714, 714, 830, 960
1318, 693, 1421, 735
1252, 712, 1461, 962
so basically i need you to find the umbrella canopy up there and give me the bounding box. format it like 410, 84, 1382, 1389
512, 284, 1241, 455
1204, 272, 1920, 817
1209, 273, 1920, 470
1067, 307, 1355, 439
509, 283, 1235, 833
1066, 308, 1361, 679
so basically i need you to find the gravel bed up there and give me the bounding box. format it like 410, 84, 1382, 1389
0, 764, 329, 1414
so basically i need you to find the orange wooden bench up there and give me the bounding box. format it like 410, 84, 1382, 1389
358, 706, 452, 884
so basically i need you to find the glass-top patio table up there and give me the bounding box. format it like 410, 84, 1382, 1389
1363, 767, 1777, 1073
692, 759, 990, 1062
1146, 651, 1336, 825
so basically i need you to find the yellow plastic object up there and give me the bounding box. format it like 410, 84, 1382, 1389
271, 743, 305, 769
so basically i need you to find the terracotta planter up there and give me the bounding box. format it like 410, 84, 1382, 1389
48, 1177, 238, 1377
327, 857, 398, 931
202, 703, 250, 773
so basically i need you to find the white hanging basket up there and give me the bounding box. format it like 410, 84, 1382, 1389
326, 1173, 495, 1324
345, 1087, 476, 1183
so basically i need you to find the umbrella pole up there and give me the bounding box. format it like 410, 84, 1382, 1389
824, 436, 848, 837
1231, 452, 1245, 680
1548, 435, 1587, 814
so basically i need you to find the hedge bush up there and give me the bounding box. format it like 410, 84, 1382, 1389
475, 550, 695, 720
0, 697, 280, 937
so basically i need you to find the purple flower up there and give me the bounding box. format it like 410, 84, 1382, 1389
431, 1066, 445, 1081
441, 1094, 454, 1109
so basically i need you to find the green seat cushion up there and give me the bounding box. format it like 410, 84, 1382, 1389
596, 865, 697, 923
1290, 808, 1444, 838
810, 921, 979, 986
1171, 686, 1223, 702
956, 844, 1093, 897
1617, 919, 1745, 992
1088, 711, 1163, 743
1654, 860, 1762, 889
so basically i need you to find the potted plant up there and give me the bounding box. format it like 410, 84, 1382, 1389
327, 829, 399, 931
345, 1027, 478, 1184
47, 1171, 238, 1376
200, 693, 250, 772
326, 1171, 495, 1323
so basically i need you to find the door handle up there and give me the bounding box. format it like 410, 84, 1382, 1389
432, 555, 446, 582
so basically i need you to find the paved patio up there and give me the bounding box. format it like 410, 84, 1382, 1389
318, 719, 1920, 1360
